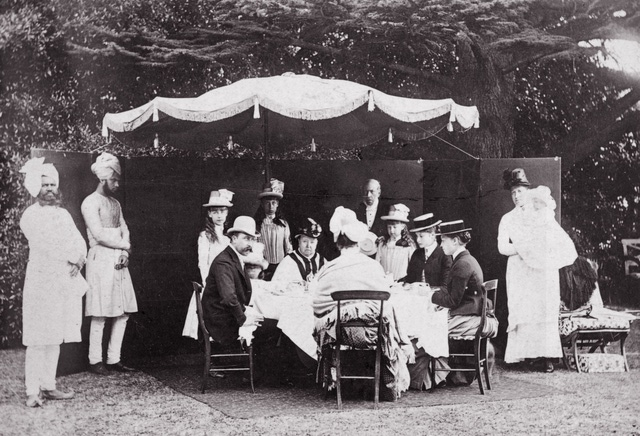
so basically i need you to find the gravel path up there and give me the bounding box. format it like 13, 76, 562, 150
1, 348, 639, 435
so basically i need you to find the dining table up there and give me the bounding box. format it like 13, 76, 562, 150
245, 280, 450, 361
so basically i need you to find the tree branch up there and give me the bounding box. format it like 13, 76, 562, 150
556, 88, 640, 169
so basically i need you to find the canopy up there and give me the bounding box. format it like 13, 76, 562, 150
102, 73, 480, 153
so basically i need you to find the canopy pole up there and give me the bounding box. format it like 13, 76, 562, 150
263, 110, 271, 183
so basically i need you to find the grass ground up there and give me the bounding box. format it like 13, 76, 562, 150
1, 347, 639, 436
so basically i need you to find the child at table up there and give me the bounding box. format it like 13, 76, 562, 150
376, 204, 416, 281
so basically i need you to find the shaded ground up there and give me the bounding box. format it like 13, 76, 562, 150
1, 347, 639, 435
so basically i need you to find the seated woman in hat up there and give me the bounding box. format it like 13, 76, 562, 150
432, 220, 498, 385
312, 207, 412, 402
403, 213, 452, 287
376, 204, 416, 281
254, 178, 293, 280
272, 217, 326, 284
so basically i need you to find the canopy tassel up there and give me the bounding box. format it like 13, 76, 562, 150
388, 128, 393, 143
153, 133, 159, 149
253, 97, 260, 119
447, 108, 455, 132
310, 138, 316, 152
368, 91, 375, 112
153, 106, 159, 122
227, 136, 235, 150
102, 124, 109, 138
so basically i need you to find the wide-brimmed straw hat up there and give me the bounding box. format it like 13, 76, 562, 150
381, 204, 410, 223
410, 213, 442, 233
295, 217, 323, 239
227, 216, 260, 237
503, 168, 531, 190
438, 220, 472, 236
203, 189, 234, 207
258, 178, 284, 199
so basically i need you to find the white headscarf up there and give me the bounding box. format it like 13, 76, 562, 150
329, 206, 369, 243
19, 157, 59, 197
91, 152, 121, 180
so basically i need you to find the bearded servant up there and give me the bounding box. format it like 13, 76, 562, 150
19, 157, 89, 407
81, 152, 137, 375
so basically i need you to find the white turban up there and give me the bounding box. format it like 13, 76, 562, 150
19, 157, 59, 197
91, 152, 121, 180
329, 206, 369, 243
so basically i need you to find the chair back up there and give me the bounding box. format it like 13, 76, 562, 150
331, 290, 390, 347
192, 282, 210, 339
478, 279, 498, 338
622, 238, 640, 276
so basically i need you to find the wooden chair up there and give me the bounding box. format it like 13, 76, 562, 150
431, 279, 498, 395
322, 290, 390, 410
192, 282, 255, 394
622, 238, 640, 278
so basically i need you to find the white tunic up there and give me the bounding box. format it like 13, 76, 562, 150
82, 192, 137, 317
20, 203, 88, 346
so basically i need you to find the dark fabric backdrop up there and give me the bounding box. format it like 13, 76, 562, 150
30, 149, 559, 365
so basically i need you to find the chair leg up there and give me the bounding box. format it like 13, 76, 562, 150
475, 338, 485, 395
202, 341, 211, 394
335, 348, 342, 410
572, 335, 581, 373
374, 346, 381, 409
620, 332, 629, 372
484, 339, 492, 391
248, 345, 255, 394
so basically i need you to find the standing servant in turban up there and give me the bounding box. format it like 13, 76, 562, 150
254, 178, 293, 280
81, 152, 137, 375
19, 158, 88, 407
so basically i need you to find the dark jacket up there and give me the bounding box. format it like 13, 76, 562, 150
404, 245, 452, 286
356, 200, 391, 238
202, 245, 252, 345
432, 250, 484, 316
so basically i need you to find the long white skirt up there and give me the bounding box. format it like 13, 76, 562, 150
504, 254, 562, 362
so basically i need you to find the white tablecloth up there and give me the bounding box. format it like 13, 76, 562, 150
249, 281, 449, 360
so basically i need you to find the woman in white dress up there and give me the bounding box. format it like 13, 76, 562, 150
498, 169, 577, 372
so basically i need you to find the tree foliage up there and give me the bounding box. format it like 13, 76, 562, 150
2, 0, 640, 344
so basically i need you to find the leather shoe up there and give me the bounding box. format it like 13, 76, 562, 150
106, 362, 137, 372
26, 394, 43, 407
41, 389, 75, 400
89, 362, 109, 375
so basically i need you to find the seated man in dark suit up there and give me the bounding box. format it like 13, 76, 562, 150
202, 216, 261, 348
432, 220, 498, 385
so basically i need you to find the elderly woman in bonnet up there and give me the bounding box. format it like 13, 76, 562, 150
312, 207, 412, 402
498, 170, 577, 373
